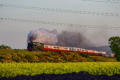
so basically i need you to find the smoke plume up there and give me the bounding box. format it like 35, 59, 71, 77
27, 28, 58, 44
57, 31, 93, 48
27, 28, 93, 48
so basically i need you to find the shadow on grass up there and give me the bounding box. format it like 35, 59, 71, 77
1, 72, 120, 80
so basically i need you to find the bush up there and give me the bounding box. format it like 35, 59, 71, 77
0, 44, 11, 49
0, 49, 116, 62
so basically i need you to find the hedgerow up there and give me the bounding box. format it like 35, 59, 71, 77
0, 49, 116, 62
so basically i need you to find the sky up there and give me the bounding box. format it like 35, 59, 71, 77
0, 0, 120, 49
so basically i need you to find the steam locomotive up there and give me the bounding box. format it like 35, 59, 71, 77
27, 42, 107, 56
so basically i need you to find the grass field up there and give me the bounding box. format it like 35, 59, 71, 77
0, 62, 120, 78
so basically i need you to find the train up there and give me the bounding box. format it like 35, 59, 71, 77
27, 42, 107, 56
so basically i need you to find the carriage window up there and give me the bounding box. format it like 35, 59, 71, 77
74, 48, 77, 51
54, 46, 59, 49
70, 48, 74, 51
64, 47, 68, 49
44, 46, 48, 48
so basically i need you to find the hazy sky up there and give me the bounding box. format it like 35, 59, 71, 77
0, 0, 120, 49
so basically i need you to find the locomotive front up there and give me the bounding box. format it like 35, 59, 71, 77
27, 42, 44, 51
27, 28, 58, 51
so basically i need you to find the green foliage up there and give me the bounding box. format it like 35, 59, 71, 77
109, 36, 120, 61
0, 62, 120, 78
0, 49, 116, 62
0, 44, 11, 49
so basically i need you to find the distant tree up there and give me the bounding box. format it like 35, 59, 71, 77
0, 44, 11, 49
109, 36, 120, 61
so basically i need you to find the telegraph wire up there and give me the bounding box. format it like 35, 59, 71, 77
81, 0, 120, 3
0, 4, 119, 17
0, 17, 120, 29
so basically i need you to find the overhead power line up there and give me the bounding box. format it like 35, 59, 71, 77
0, 17, 120, 29
81, 0, 120, 3
0, 4, 119, 17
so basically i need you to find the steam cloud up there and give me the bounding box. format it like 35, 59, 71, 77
27, 28, 93, 48
27, 28, 58, 44
57, 31, 93, 48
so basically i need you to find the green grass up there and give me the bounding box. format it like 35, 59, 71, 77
0, 62, 120, 78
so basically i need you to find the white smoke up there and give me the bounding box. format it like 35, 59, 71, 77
27, 28, 58, 44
